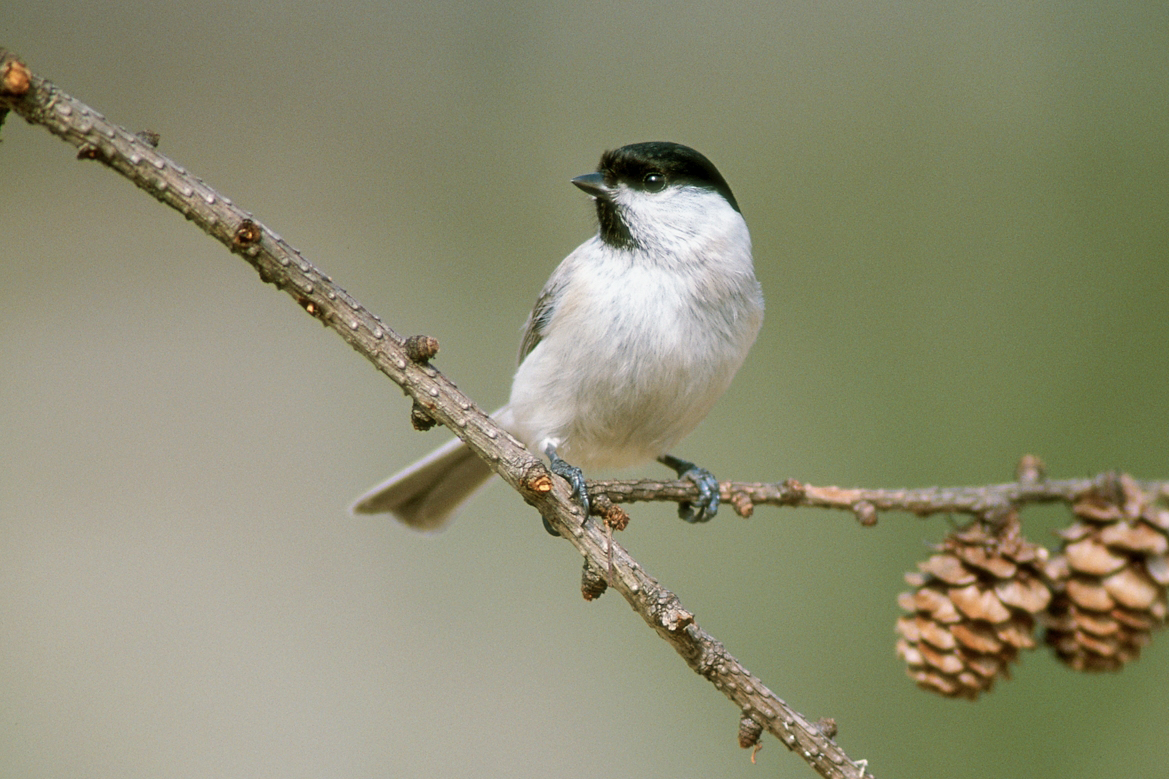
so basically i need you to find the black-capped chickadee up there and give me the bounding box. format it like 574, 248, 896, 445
352, 141, 764, 533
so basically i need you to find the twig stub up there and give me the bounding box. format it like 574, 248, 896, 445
232, 218, 262, 250
581, 559, 608, 601
738, 714, 764, 748
403, 334, 440, 363
409, 399, 438, 431
136, 129, 161, 148
852, 500, 878, 527
0, 56, 29, 96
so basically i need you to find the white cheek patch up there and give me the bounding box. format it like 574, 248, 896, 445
613, 185, 745, 264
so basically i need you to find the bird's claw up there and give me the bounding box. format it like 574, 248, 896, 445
545, 446, 590, 535
659, 455, 720, 523
678, 465, 719, 523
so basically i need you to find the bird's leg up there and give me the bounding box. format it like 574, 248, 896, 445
543, 444, 590, 535
657, 454, 720, 523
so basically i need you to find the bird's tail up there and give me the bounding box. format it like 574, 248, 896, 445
350, 435, 495, 532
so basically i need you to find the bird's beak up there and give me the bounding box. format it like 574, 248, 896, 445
571, 172, 610, 199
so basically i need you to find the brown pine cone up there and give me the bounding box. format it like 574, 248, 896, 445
897, 517, 1052, 699
1044, 475, 1169, 671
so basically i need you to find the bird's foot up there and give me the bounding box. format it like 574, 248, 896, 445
658, 454, 720, 523
544, 445, 591, 536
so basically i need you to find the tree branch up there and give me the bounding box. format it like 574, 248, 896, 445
1, 49, 873, 778
590, 472, 1169, 526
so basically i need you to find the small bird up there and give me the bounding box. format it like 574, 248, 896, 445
352, 141, 764, 532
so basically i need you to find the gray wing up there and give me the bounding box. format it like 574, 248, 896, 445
517, 284, 557, 364
517, 255, 576, 364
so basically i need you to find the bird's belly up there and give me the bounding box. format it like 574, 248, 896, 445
507, 291, 748, 470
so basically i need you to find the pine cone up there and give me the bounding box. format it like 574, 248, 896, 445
896, 517, 1052, 699
1043, 475, 1169, 671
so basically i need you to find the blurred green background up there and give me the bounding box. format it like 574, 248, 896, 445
2, 2, 1167, 777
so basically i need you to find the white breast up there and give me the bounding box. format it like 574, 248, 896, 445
506, 196, 763, 470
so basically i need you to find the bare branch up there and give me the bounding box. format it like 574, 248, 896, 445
1, 49, 874, 779
589, 472, 1169, 524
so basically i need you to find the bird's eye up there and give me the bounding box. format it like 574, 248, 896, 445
641, 172, 667, 192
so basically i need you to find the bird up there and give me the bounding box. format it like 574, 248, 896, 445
351, 141, 764, 533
